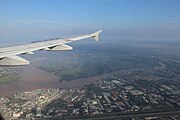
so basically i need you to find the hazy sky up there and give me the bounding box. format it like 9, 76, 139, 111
0, 0, 180, 44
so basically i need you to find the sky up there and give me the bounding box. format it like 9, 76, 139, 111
0, 0, 180, 44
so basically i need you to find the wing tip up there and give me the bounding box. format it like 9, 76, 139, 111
92, 30, 103, 41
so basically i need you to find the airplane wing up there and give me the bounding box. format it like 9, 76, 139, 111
0, 30, 102, 66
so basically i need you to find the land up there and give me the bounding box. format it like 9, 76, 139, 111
37, 53, 159, 82
0, 41, 180, 119
0, 75, 19, 85
0, 67, 22, 85
0, 55, 180, 119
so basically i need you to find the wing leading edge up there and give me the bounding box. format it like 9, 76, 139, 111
0, 30, 103, 66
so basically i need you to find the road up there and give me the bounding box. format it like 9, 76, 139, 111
51, 109, 180, 120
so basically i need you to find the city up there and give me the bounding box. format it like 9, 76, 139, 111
0, 56, 180, 119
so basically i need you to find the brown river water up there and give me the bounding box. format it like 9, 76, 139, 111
0, 65, 105, 97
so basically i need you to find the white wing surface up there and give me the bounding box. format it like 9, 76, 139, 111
0, 30, 102, 66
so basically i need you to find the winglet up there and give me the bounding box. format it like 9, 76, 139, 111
91, 30, 103, 41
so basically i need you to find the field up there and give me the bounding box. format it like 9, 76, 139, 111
0, 75, 19, 85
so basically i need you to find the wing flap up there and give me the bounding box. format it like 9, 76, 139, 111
0, 56, 30, 66
0, 30, 103, 66
50, 44, 73, 51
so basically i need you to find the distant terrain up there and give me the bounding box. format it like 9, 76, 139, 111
37, 40, 177, 82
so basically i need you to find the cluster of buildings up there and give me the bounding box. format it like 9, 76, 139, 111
0, 58, 180, 119
0, 67, 21, 77
39, 66, 180, 119
0, 88, 66, 119
0, 76, 179, 120
42, 89, 86, 118
91, 77, 179, 113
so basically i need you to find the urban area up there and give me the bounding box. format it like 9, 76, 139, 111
0, 61, 180, 120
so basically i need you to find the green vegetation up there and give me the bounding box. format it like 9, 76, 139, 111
0, 75, 19, 85
38, 52, 159, 81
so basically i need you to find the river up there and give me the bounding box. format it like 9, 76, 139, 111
0, 65, 106, 97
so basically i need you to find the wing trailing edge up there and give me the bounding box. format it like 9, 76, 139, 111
50, 44, 73, 51
0, 30, 103, 66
